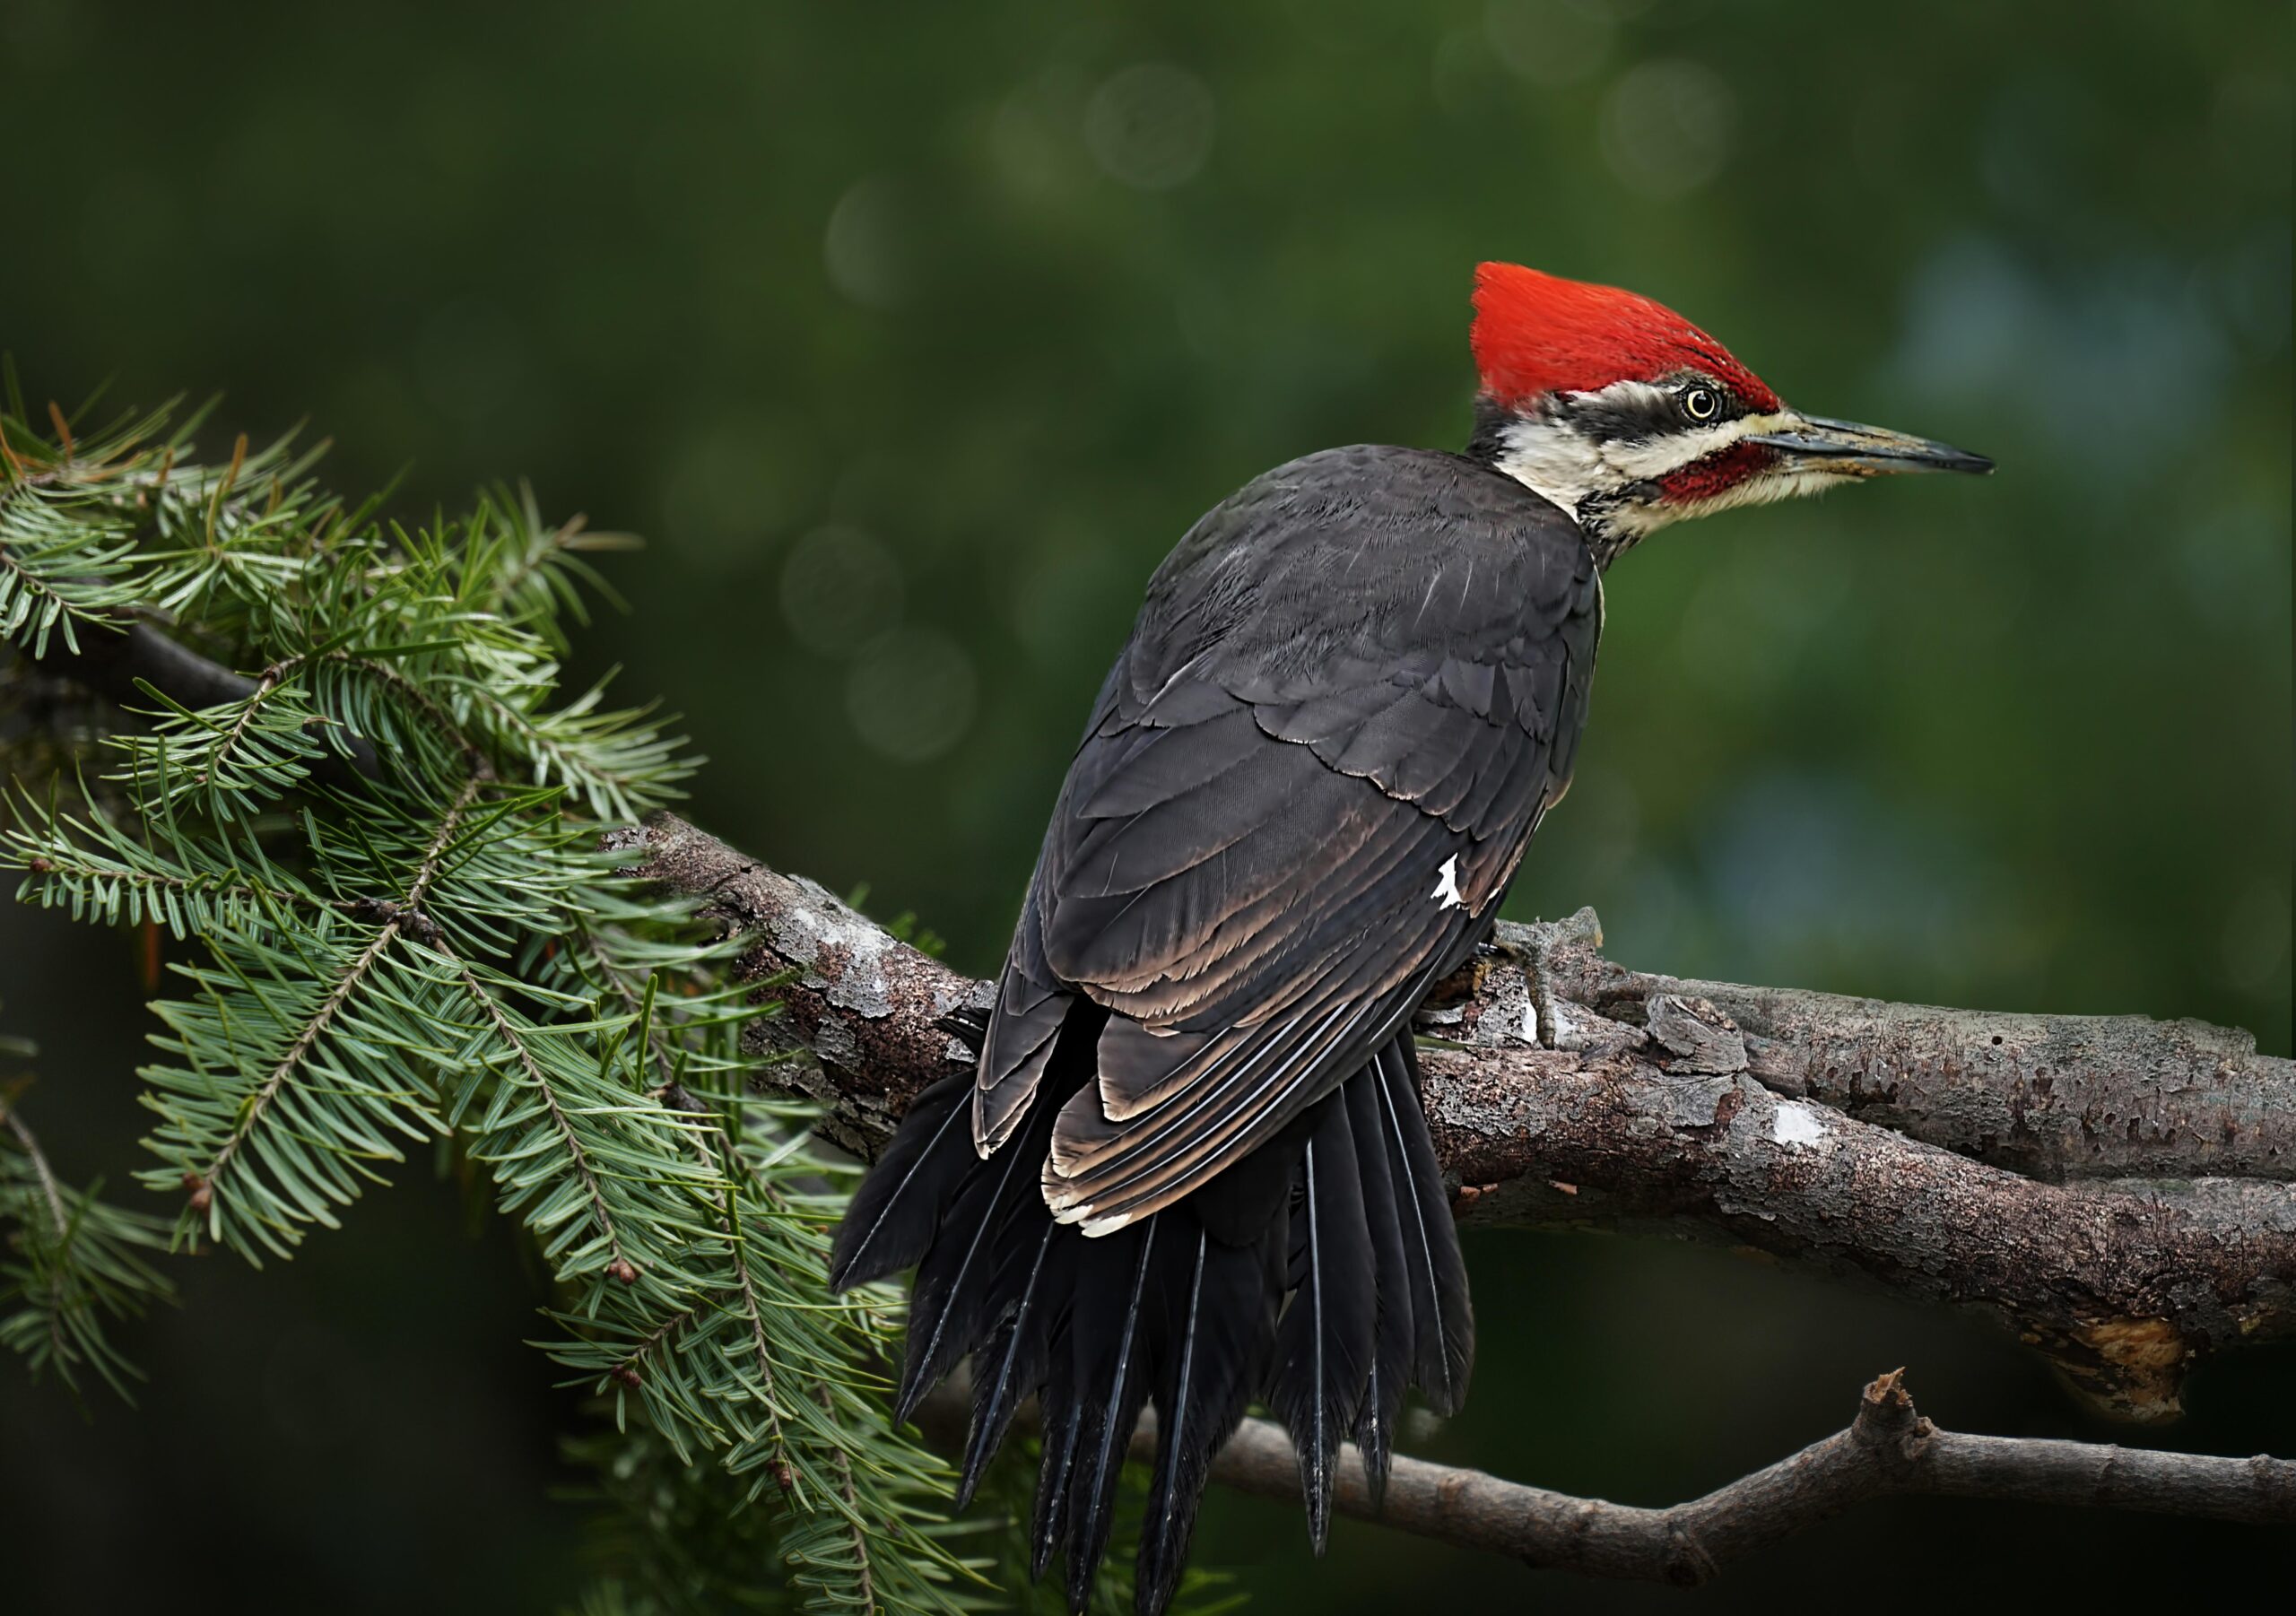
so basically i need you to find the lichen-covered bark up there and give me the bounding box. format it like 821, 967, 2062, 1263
603, 814, 991, 1162
1418, 1035, 2292, 1422
614, 812, 2296, 1422
1514, 908, 2294, 1183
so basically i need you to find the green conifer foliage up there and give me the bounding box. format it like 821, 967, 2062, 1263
0, 391, 1021, 1613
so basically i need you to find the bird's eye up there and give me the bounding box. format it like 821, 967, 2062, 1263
1682, 386, 1722, 423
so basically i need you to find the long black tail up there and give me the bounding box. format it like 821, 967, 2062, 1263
828, 1021, 1472, 1616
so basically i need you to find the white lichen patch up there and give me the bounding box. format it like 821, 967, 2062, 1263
1773, 1100, 1828, 1150
778, 888, 899, 1017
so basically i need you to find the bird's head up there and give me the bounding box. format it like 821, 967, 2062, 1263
1467, 262, 1990, 563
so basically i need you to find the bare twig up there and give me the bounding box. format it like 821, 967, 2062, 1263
609, 812, 2296, 1424
911, 1371, 2292, 1583
909, 1369, 2292, 1578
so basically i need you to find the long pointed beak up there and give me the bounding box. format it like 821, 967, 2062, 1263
1746, 414, 1993, 477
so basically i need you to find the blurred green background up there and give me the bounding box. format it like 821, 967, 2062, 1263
1, 0, 2289, 1609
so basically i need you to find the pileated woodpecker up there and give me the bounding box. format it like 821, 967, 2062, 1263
831, 263, 1989, 1612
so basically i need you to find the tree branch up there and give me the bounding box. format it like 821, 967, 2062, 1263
1517, 912, 2294, 1183
20, 578, 2291, 1571
916, 1370, 2291, 1583
609, 811, 2296, 1424
909, 1368, 2277, 1588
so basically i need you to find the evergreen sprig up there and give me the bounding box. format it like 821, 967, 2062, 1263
0, 395, 988, 1613
0, 1044, 175, 1402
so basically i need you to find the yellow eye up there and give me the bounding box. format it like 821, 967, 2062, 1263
1683, 386, 1721, 422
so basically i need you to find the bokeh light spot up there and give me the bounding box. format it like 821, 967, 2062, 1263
823, 174, 913, 309
846, 628, 978, 762
1484, 0, 1614, 89
662, 417, 820, 573
1083, 64, 1216, 191
1599, 59, 1735, 199
780, 524, 906, 656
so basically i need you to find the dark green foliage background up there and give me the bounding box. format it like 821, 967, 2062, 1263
2, 0, 2289, 1610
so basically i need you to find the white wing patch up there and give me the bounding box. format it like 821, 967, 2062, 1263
1431, 855, 1465, 911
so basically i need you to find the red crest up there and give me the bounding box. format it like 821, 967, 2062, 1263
1470, 263, 1779, 412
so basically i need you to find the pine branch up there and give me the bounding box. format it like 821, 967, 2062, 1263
196, 923, 399, 1192
4, 1107, 65, 1229
1, 1106, 74, 1379
167, 775, 481, 1253
564, 908, 950, 1606
453, 957, 644, 1282
0, 804, 339, 936
0, 1090, 174, 1400
1, 400, 977, 1612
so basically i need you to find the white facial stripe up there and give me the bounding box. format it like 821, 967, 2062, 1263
1601, 408, 1793, 481
1489, 377, 1796, 525
1603, 465, 1851, 541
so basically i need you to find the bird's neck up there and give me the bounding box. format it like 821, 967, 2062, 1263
1464, 397, 1642, 570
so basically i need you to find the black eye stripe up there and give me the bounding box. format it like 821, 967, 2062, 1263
1558, 385, 1678, 443
1548, 378, 1740, 444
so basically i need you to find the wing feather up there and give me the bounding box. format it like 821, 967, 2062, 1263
973, 450, 1599, 1235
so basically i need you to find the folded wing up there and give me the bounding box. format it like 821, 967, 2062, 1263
970, 452, 1600, 1229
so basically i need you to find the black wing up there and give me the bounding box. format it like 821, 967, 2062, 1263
974, 447, 1599, 1232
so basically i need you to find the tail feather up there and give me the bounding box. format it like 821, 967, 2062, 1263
1060, 1218, 1161, 1614
1031, 1366, 1086, 1582
896, 1080, 1061, 1422
1135, 1220, 1277, 1615
826, 1071, 975, 1291
833, 1030, 1473, 1615
1344, 1054, 1414, 1505
1265, 1090, 1376, 1552
1374, 1041, 1474, 1413
956, 1219, 1063, 1509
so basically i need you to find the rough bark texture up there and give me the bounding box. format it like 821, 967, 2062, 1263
1518, 908, 2294, 1183
604, 812, 996, 1164
31, 575, 2288, 1577
611, 811, 2296, 1424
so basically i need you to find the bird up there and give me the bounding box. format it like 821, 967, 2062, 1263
828, 261, 1989, 1613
